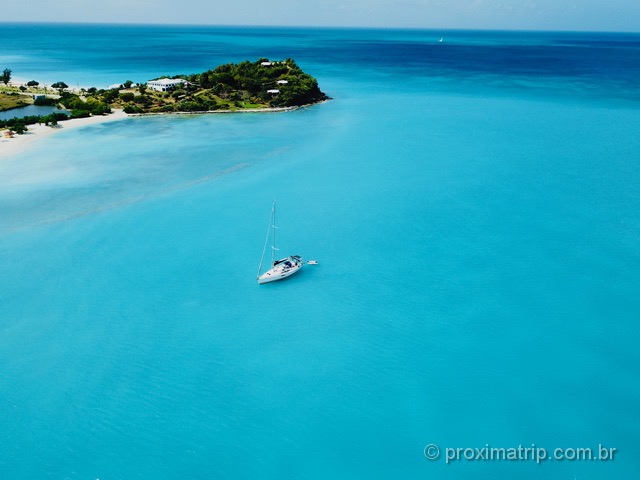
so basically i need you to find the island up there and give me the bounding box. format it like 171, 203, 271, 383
0, 58, 329, 134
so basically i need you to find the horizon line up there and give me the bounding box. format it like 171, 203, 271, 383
1, 20, 639, 35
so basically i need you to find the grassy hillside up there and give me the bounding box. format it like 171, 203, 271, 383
1, 58, 328, 133
0, 92, 31, 111
119, 58, 328, 113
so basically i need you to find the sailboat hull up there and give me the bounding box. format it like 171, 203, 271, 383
258, 256, 303, 284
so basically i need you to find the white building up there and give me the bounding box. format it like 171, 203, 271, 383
147, 78, 189, 92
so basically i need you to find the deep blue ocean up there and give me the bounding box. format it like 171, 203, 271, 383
1, 24, 639, 479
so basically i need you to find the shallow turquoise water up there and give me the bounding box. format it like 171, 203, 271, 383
1, 26, 639, 479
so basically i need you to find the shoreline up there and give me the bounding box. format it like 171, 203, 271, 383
0, 101, 326, 161
0, 109, 129, 161
128, 104, 304, 117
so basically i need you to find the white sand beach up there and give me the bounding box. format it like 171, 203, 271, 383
0, 109, 129, 161
0, 104, 312, 162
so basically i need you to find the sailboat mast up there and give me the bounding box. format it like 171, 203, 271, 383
271, 200, 277, 265
257, 201, 276, 278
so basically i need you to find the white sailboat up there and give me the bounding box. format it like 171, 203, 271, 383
257, 201, 303, 284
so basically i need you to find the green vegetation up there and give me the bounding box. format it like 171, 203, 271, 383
1, 59, 327, 134
177, 58, 328, 110
114, 58, 328, 114
51, 81, 69, 93
0, 92, 29, 111
34, 96, 58, 106
2, 68, 11, 85
58, 91, 112, 116
0, 112, 69, 133
0, 91, 110, 133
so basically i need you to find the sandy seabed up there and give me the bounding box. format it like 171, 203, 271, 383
0, 110, 129, 161
0, 104, 313, 162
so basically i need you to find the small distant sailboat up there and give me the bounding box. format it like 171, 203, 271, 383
257, 201, 303, 284
439, 37, 444, 43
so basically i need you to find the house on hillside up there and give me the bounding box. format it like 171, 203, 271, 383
147, 78, 189, 92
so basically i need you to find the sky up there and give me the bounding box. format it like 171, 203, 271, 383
5, 0, 640, 32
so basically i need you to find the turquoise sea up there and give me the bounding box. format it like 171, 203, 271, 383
1, 25, 640, 479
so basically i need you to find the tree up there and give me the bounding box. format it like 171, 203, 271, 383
13, 122, 27, 134
1, 68, 11, 85
42, 113, 67, 127
59, 94, 84, 110
51, 81, 68, 93
123, 80, 134, 89
102, 89, 119, 104
27, 80, 39, 87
